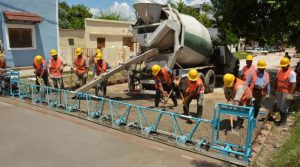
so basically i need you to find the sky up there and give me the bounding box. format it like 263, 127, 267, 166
62, 0, 209, 20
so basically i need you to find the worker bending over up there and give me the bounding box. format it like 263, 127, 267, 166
73, 48, 89, 87
240, 54, 255, 81
93, 50, 110, 96
182, 69, 205, 118
224, 73, 252, 129
274, 57, 297, 126
246, 59, 270, 118
33, 55, 49, 86
151, 65, 178, 107
49, 49, 64, 89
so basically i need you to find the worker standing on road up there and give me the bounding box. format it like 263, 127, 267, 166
240, 54, 255, 81
274, 57, 297, 126
49, 49, 64, 89
33, 55, 49, 86
0, 51, 6, 75
73, 48, 89, 87
93, 50, 110, 96
151, 65, 178, 107
0, 51, 6, 93
182, 69, 205, 118
246, 59, 270, 118
224, 73, 253, 129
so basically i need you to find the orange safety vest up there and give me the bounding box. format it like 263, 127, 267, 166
155, 67, 172, 89
34, 60, 47, 75
74, 56, 87, 75
0, 59, 4, 75
249, 71, 270, 96
277, 68, 292, 93
186, 77, 205, 95
94, 59, 107, 76
242, 65, 255, 81
49, 57, 63, 78
234, 78, 252, 105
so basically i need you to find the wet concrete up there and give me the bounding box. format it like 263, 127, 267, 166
0, 98, 232, 167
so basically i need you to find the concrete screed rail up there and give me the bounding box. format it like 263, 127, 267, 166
3, 70, 256, 166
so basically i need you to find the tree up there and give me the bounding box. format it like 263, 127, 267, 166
211, 0, 300, 49
58, 1, 92, 29
171, 0, 214, 27
94, 10, 130, 21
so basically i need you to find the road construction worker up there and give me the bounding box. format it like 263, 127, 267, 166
224, 73, 253, 129
73, 48, 88, 87
295, 60, 300, 91
33, 55, 49, 86
0, 51, 6, 93
274, 57, 297, 126
93, 50, 110, 96
182, 69, 205, 118
240, 54, 255, 81
49, 49, 64, 89
246, 59, 270, 118
151, 64, 178, 107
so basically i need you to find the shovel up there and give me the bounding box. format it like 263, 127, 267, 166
162, 90, 173, 111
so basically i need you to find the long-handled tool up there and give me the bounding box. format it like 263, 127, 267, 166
162, 89, 173, 111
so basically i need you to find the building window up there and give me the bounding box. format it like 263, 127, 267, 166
6, 24, 36, 50
68, 38, 74, 46
123, 37, 134, 51
97, 38, 105, 48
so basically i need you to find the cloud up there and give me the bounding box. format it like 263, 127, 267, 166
108, 2, 136, 20
90, 2, 136, 21
188, 0, 211, 6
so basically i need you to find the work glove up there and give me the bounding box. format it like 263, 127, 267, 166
163, 91, 168, 97
285, 94, 294, 100
173, 80, 180, 87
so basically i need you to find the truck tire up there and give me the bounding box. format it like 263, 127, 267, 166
204, 70, 215, 93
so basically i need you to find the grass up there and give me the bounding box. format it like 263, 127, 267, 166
233, 51, 248, 59
270, 109, 300, 167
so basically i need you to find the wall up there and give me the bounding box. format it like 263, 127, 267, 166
59, 29, 85, 48
0, 0, 58, 67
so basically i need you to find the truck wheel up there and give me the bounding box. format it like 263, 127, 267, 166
204, 70, 215, 93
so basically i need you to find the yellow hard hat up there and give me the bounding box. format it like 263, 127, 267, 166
257, 59, 266, 69
279, 57, 290, 67
151, 65, 161, 76
223, 73, 235, 87
50, 49, 57, 56
188, 69, 199, 81
94, 53, 102, 60
96, 49, 101, 54
35, 55, 43, 64
75, 48, 82, 56
246, 54, 253, 61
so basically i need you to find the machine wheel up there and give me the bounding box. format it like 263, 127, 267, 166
204, 70, 215, 93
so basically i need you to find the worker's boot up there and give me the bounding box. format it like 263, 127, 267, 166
236, 117, 244, 129
155, 99, 159, 107
279, 112, 288, 126
171, 96, 178, 107
197, 106, 203, 118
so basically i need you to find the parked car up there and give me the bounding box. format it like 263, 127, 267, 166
246, 47, 268, 55
267, 47, 276, 53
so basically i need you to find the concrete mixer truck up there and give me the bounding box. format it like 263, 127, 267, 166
127, 1, 239, 94
76, 1, 239, 94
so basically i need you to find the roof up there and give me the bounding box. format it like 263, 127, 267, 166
85, 18, 134, 25
3, 11, 42, 23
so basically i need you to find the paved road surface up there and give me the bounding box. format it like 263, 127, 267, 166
0, 97, 232, 167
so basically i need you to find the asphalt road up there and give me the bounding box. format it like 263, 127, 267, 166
0, 97, 232, 167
